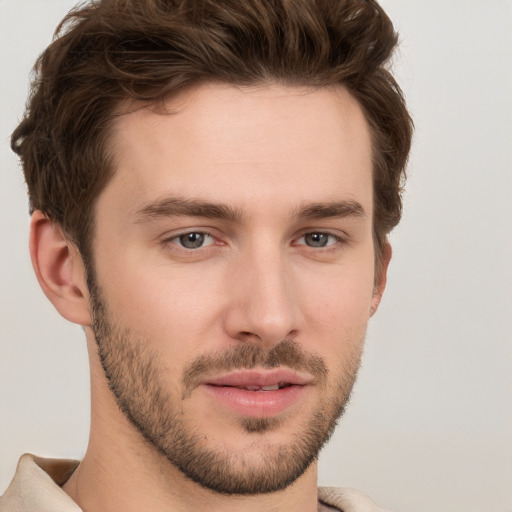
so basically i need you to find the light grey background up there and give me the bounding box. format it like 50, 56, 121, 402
1, 1, 511, 511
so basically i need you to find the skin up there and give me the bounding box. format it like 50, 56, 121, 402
30, 83, 390, 512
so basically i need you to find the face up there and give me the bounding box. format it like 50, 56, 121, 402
87, 83, 382, 494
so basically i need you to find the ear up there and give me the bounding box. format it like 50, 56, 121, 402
29, 211, 92, 326
370, 241, 392, 317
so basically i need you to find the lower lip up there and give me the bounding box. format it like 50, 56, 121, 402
202, 384, 307, 418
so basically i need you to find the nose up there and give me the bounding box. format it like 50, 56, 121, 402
223, 245, 301, 347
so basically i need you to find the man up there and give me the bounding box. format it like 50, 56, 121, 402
1, 0, 412, 510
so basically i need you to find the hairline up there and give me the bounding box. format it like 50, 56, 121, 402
74, 79, 388, 281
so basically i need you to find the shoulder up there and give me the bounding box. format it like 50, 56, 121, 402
0, 454, 80, 512
318, 486, 390, 512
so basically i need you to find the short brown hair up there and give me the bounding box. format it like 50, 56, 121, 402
12, 0, 413, 268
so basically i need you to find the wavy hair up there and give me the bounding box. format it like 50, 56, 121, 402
12, 0, 413, 268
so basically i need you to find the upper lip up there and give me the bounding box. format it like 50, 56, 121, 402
203, 369, 312, 388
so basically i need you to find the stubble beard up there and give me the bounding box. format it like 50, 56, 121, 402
88, 275, 363, 495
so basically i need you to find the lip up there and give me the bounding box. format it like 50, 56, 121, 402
199, 369, 312, 418
204, 369, 312, 388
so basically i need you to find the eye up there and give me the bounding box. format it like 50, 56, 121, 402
170, 232, 215, 249
297, 232, 339, 248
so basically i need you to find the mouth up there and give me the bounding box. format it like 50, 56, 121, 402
199, 370, 310, 418
213, 382, 293, 391
204, 368, 310, 389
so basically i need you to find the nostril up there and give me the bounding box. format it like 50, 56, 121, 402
238, 331, 262, 342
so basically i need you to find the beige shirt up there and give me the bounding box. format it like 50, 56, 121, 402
0, 454, 388, 512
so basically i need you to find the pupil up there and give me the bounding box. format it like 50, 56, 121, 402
180, 233, 204, 249
306, 233, 328, 247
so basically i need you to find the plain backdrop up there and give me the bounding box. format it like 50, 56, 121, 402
1, 1, 511, 511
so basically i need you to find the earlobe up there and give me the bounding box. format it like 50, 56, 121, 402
29, 211, 92, 326
370, 242, 392, 317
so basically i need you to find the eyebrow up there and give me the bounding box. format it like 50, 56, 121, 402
296, 200, 366, 220
134, 196, 366, 224
134, 196, 243, 223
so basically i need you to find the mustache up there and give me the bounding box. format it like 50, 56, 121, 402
182, 339, 328, 396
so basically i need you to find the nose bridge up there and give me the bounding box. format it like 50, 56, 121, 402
225, 238, 299, 345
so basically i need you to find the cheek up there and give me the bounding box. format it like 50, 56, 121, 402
299, 263, 376, 328
296, 262, 375, 372
94, 235, 376, 354
96, 254, 225, 346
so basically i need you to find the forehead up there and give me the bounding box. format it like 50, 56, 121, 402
104, 83, 373, 218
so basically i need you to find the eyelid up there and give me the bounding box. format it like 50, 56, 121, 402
180, 232, 214, 248
293, 229, 348, 247
159, 227, 348, 252
161, 228, 215, 245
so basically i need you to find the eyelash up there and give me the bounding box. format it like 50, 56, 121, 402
294, 232, 343, 249
164, 231, 217, 250
162, 230, 346, 252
